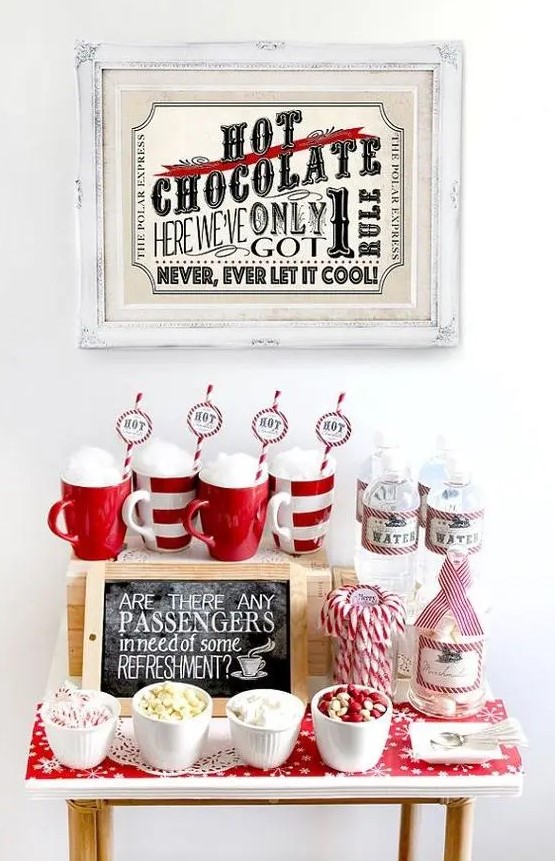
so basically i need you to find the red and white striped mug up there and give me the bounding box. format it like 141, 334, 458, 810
123, 471, 198, 552
269, 468, 335, 555
122, 442, 198, 552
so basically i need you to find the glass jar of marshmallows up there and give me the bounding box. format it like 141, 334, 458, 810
408, 549, 487, 718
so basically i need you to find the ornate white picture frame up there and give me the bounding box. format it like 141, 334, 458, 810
76, 41, 462, 349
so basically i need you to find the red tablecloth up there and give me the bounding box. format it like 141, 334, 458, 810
26, 699, 522, 782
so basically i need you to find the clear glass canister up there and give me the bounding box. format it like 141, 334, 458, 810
408, 612, 487, 718
327, 585, 404, 699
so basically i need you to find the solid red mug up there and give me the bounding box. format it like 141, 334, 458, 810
47, 478, 132, 560
182, 479, 288, 562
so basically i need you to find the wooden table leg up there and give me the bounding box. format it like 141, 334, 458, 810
398, 802, 419, 861
443, 798, 475, 861
96, 802, 113, 861
67, 801, 99, 861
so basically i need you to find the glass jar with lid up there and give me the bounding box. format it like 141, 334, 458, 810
408, 548, 487, 718
321, 584, 405, 699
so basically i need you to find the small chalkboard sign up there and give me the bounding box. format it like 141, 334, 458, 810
82, 561, 307, 716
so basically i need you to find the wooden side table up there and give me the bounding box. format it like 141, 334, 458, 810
66, 795, 475, 861
27, 700, 522, 861
30, 577, 522, 861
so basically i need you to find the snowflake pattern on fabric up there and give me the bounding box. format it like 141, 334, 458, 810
25, 700, 522, 783
36, 757, 63, 774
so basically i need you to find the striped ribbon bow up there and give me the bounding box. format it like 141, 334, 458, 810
416, 550, 483, 637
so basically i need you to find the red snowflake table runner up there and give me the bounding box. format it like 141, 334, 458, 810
26, 700, 522, 783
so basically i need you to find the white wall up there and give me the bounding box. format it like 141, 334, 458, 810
1, 1, 553, 858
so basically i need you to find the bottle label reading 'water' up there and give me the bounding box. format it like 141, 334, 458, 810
425, 507, 484, 554
356, 479, 368, 523
418, 482, 430, 527
416, 635, 484, 694
362, 506, 418, 554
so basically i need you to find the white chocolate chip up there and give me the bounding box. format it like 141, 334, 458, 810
138, 684, 207, 722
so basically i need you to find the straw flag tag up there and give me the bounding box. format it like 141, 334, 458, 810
187, 384, 223, 472
252, 391, 288, 481
116, 393, 153, 479
316, 392, 352, 474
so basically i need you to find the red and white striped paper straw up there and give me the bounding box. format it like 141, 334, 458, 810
320, 392, 345, 475
193, 383, 213, 473
255, 390, 281, 482
122, 392, 143, 479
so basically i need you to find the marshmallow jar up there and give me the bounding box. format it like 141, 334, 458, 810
408, 548, 487, 718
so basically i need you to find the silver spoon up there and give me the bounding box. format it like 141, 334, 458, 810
430, 731, 498, 749
430, 718, 527, 749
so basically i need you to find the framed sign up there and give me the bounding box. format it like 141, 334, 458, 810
76, 41, 462, 349
82, 561, 308, 716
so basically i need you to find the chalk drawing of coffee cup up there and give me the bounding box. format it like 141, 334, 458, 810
232, 638, 275, 681
237, 656, 266, 677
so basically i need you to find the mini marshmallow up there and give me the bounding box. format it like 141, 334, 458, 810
430, 695, 458, 717
229, 692, 299, 729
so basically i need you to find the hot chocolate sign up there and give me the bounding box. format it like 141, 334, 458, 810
133, 106, 402, 294
79, 42, 461, 347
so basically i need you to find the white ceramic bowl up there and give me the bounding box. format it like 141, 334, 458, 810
226, 689, 305, 770
132, 683, 212, 771
40, 692, 120, 770
311, 685, 392, 773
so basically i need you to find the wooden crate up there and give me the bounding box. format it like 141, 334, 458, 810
332, 566, 357, 588
66, 540, 331, 679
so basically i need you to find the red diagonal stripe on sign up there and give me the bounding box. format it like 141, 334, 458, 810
157, 127, 374, 178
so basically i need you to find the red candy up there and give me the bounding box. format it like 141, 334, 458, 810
317, 685, 389, 723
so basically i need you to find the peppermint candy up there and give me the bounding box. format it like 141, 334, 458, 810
321, 585, 405, 696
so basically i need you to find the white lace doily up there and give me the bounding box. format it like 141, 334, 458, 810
109, 721, 242, 776
118, 546, 285, 564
